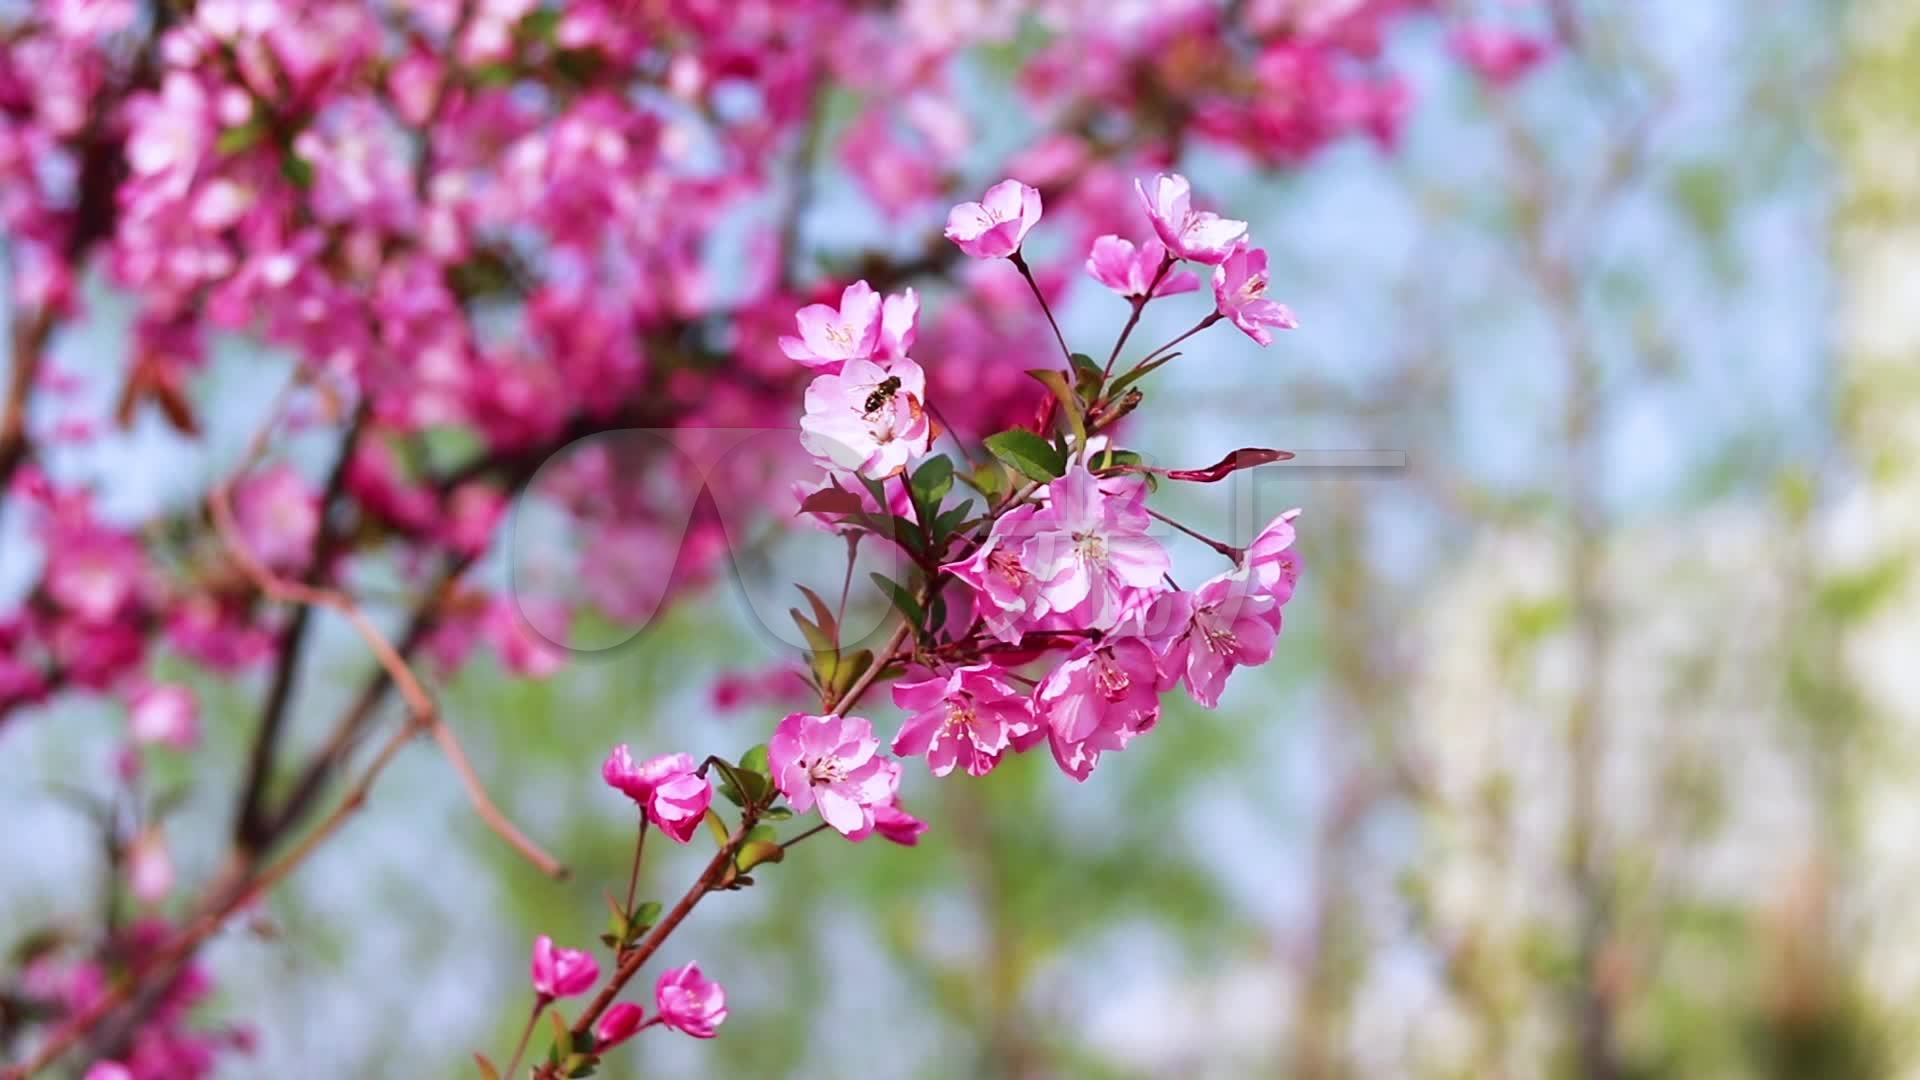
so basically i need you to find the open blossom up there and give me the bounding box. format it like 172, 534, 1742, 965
891, 664, 1035, 777
1136, 173, 1248, 265
944, 179, 1042, 259
780, 280, 881, 368
531, 935, 599, 999
1036, 637, 1163, 781
1212, 246, 1298, 345
799, 356, 934, 479
601, 746, 713, 844
232, 465, 321, 571
1028, 466, 1171, 631
128, 683, 200, 750
769, 713, 900, 837
945, 504, 1047, 643
82, 1065, 134, 1080
1085, 236, 1200, 299
1153, 574, 1281, 708
595, 1002, 646, 1050
654, 962, 727, 1039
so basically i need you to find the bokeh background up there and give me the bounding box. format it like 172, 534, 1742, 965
9, 0, 1920, 1076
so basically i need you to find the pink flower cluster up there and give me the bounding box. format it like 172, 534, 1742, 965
765, 170, 1304, 850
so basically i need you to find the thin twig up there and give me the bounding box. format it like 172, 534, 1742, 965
6, 716, 425, 1079
1008, 251, 1074, 367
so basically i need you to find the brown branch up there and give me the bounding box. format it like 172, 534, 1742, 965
208, 442, 565, 878
233, 400, 370, 850
0, 308, 53, 513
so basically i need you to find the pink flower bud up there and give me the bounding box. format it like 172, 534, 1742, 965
602, 746, 714, 845
128, 827, 174, 904
595, 1002, 646, 1050
531, 935, 599, 999
128, 683, 200, 750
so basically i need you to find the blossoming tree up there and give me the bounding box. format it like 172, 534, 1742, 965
0, 0, 1555, 1075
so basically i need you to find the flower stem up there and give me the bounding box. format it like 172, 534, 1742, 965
1103, 253, 1176, 376
1008, 250, 1074, 367
504, 996, 550, 1080
779, 822, 834, 851
1135, 312, 1222, 370
1145, 505, 1241, 560
622, 817, 649, 917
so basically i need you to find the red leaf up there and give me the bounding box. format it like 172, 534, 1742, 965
1163, 447, 1295, 483
797, 486, 865, 516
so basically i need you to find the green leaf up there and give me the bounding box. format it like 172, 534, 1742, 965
703, 808, 731, 847
1070, 352, 1105, 395
870, 573, 925, 627
790, 609, 839, 689
736, 839, 785, 873
740, 743, 770, 780
215, 123, 266, 155
546, 1007, 571, 1046
1108, 352, 1179, 397
909, 455, 955, 512
710, 756, 767, 808
632, 900, 662, 933
280, 153, 314, 190
795, 585, 839, 647
931, 499, 975, 548
762, 805, 794, 821
520, 7, 562, 40
970, 462, 1008, 500
828, 649, 873, 699
1027, 369, 1087, 448
473, 1053, 502, 1080
984, 429, 1066, 484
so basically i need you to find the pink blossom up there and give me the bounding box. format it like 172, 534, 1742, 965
891, 663, 1035, 777
1135, 173, 1248, 265
1084, 236, 1200, 298
1450, 26, 1552, 88
128, 684, 200, 750
595, 1002, 646, 1050
1211, 246, 1298, 345
1246, 508, 1304, 609
877, 288, 919, 362
1036, 638, 1163, 781
769, 713, 900, 837
780, 281, 882, 368
1153, 576, 1279, 708
945, 504, 1048, 643
128, 827, 174, 904
654, 962, 727, 1039
1028, 466, 1171, 631
83, 1064, 134, 1080
125, 72, 210, 191
870, 798, 929, 846
232, 465, 321, 572
531, 935, 599, 999
49, 0, 137, 39
484, 599, 567, 679
45, 529, 146, 624
944, 179, 1042, 259
799, 356, 935, 479
601, 746, 713, 844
